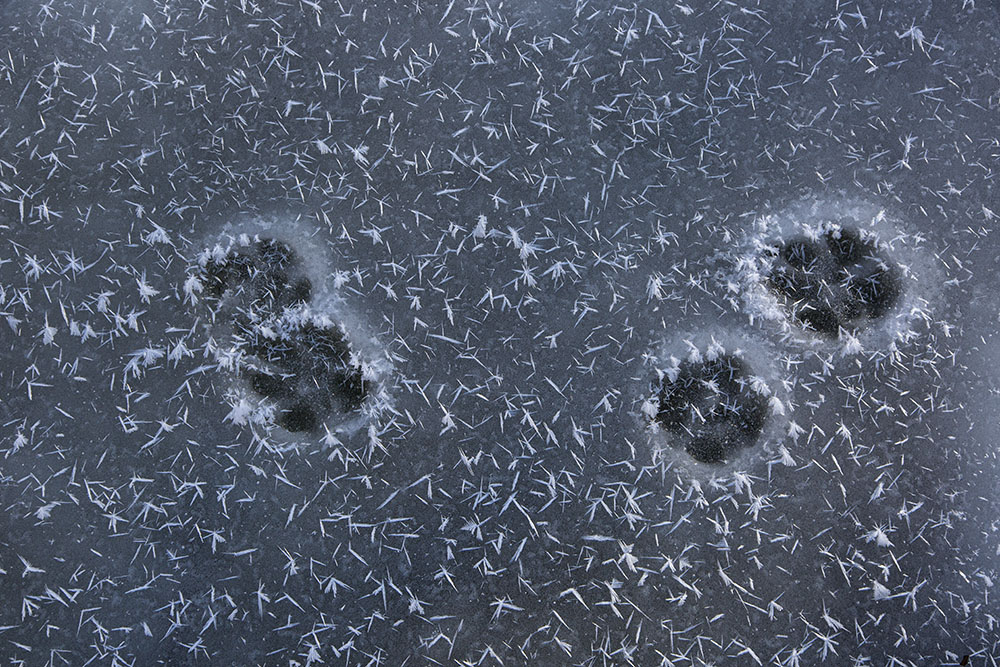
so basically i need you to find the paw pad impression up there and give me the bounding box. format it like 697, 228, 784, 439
765, 226, 902, 337
193, 235, 374, 433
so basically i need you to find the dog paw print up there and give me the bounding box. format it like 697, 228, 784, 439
653, 352, 769, 464
765, 226, 902, 337
196, 237, 373, 432
201, 238, 313, 313
234, 313, 372, 432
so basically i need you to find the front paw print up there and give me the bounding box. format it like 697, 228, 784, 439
653, 351, 770, 465
765, 225, 902, 337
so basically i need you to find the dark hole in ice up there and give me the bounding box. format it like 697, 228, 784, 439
256, 238, 295, 269
289, 277, 312, 303
204, 253, 255, 298
329, 368, 368, 412
278, 402, 319, 432
781, 239, 820, 270
686, 434, 728, 464
797, 302, 841, 338
654, 353, 769, 464
765, 226, 902, 337
256, 269, 289, 299
246, 370, 288, 398
843, 259, 903, 319
825, 227, 868, 264
299, 322, 353, 366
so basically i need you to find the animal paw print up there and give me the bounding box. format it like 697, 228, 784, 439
234, 313, 371, 432
654, 352, 769, 464
197, 237, 372, 432
201, 238, 313, 313
765, 226, 902, 337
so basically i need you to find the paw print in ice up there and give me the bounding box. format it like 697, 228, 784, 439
195, 236, 373, 433
765, 226, 902, 337
234, 313, 372, 432
200, 237, 313, 312
654, 352, 769, 464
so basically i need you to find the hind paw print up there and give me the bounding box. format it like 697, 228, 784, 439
195, 236, 373, 433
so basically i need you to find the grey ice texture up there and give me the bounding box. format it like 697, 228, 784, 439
0, 0, 998, 665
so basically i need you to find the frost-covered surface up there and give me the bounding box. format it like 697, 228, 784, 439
0, 0, 998, 665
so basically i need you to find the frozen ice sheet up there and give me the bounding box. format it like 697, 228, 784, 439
0, 0, 998, 665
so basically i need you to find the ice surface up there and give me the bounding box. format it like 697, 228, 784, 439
0, 0, 998, 665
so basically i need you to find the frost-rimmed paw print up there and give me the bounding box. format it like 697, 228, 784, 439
639, 331, 790, 474
234, 310, 373, 433
720, 198, 942, 354
765, 226, 902, 338
187, 232, 380, 437
652, 350, 768, 464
